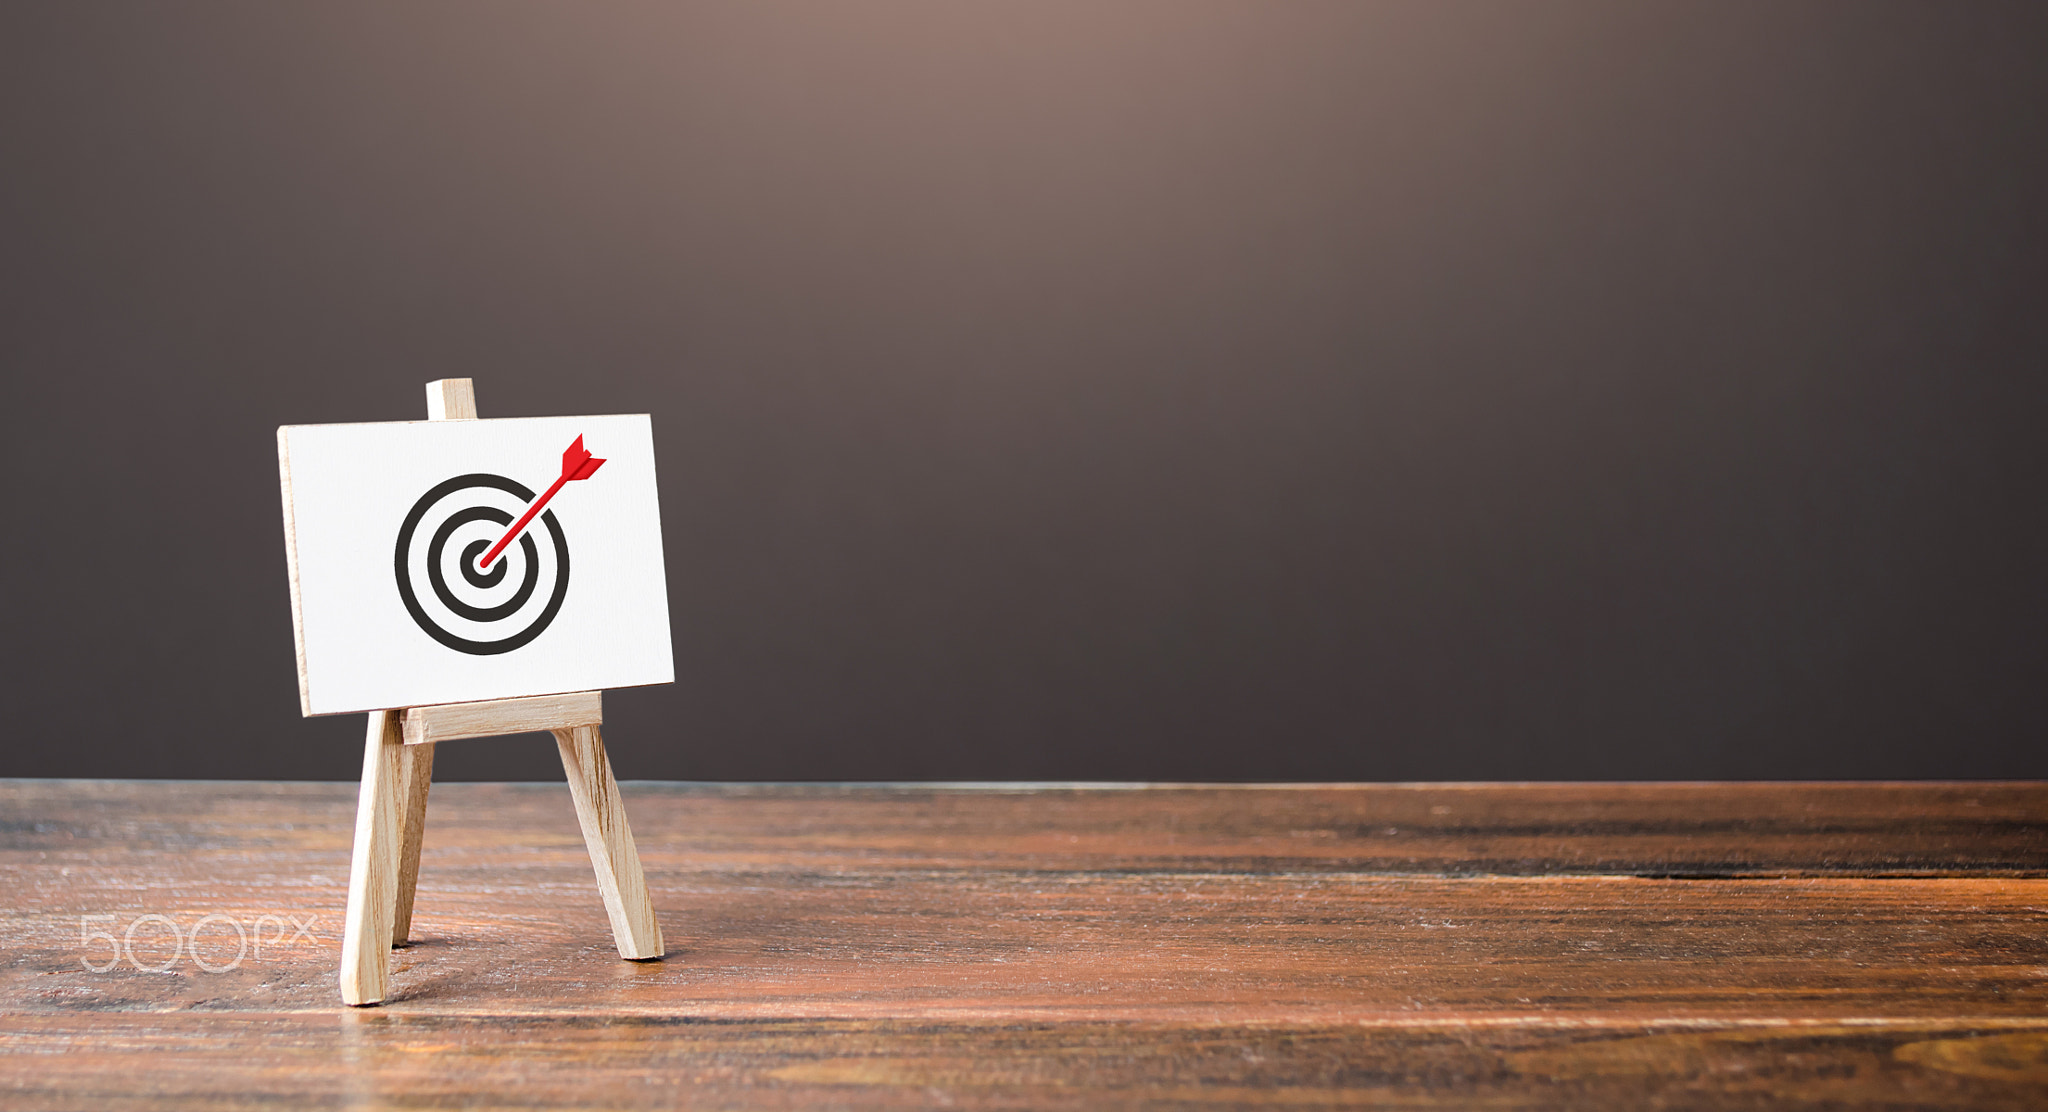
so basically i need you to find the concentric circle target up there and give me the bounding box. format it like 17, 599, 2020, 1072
394, 474, 570, 655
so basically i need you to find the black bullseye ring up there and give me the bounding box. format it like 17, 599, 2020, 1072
459, 539, 506, 590
428, 506, 536, 621
394, 473, 570, 655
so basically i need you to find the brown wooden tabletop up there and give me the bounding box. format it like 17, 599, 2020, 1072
3, 779, 2046, 1109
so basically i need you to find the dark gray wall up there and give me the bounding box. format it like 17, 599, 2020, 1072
4, 2, 2044, 782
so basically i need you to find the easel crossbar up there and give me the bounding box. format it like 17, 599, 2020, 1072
401, 691, 602, 745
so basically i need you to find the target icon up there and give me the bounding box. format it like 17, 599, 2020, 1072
393, 437, 605, 656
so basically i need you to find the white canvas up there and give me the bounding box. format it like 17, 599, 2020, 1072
278, 414, 674, 716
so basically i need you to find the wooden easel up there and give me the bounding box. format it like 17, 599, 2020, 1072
337, 379, 663, 1007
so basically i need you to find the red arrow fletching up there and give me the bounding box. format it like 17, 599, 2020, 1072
561, 435, 606, 482
477, 434, 606, 570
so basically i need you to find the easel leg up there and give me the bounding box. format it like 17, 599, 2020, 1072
553, 725, 664, 960
391, 741, 435, 946
340, 710, 404, 1005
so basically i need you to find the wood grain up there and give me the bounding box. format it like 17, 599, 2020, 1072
553, 726, 663, 960
401, 691, 602, 746
6, 781, 2036, 876
425, 377, 477, 421
4, 781, 2045, 1108
389, 741, 434, 945
273, 425, 314, 717
336, 714, 402, 1005
4, 1014, 2047, 1111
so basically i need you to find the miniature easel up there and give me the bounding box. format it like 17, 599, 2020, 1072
338, 378, 662, 1006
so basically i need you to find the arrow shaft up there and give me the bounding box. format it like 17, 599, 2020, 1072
479, 472, 570, 569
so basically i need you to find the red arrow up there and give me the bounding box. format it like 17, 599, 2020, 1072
478, 435, 605, 570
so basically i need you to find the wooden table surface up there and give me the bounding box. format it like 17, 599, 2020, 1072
3, 780, 2046, 1109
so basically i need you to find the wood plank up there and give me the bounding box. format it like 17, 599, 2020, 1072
553, 726, 663, 959
273, 427, 314, 717
14, 870, 2046, 1023
336, 714, 403, 1005
2, 780, 2043, 875
401, 691, 602, 746
425, 377, 477, 420
4, 784, 2047, 1023
2, 1014, 2045, 1111
389, 740, 434, 945
5, 780, 2048, 1108
10, 780, 2024, 877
